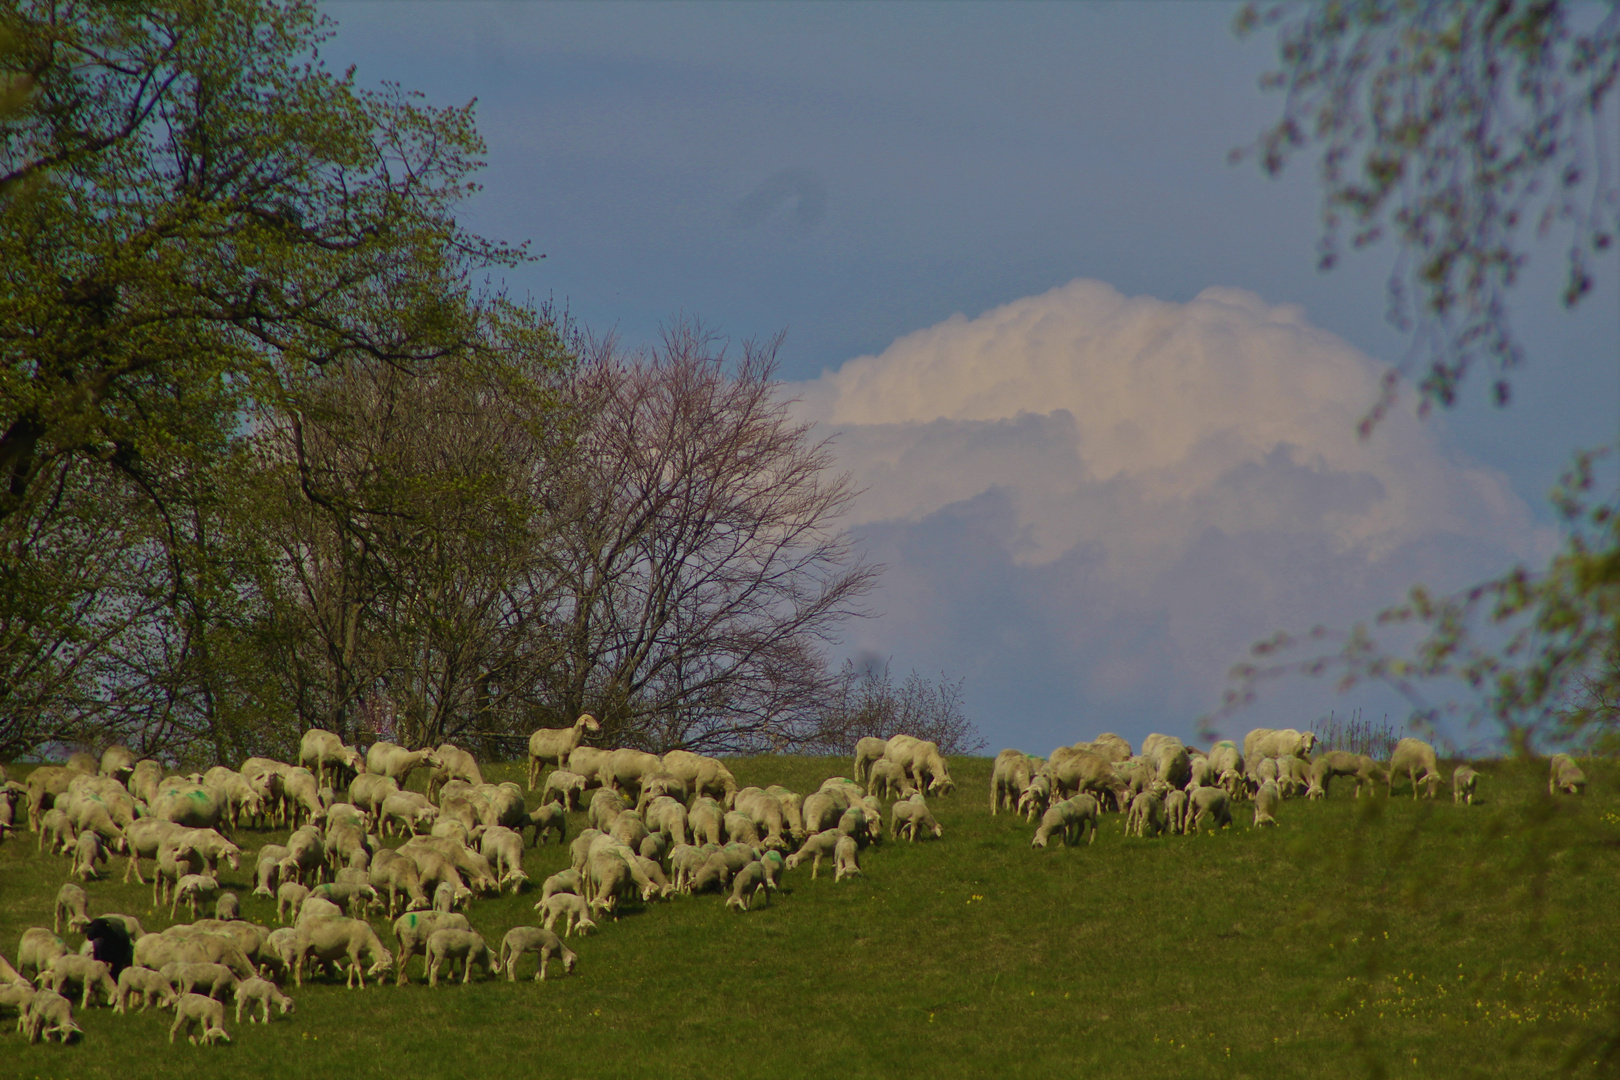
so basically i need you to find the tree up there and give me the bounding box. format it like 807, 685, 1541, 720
1237, 0, 1620, 430
806, 658, 985, 757
522, 324, 880, 752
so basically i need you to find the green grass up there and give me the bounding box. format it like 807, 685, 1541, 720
2, 755, 1617, 1079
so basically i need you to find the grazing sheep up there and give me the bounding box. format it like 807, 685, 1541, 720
786, 828, 843, 878
990, 749, 1035, 814
866, 758, 913, 801
172, 873, 220, 919
425, 928, 499, 986
427, 744, 484, 802
310, 879, 382, 919
1017, 774, 1053, 822
688, 798, 725, 845
1186, 786, 1233, 831
23, 987, 80, 1043
1162, 788, 1190, 835
540, 869, 583, 902
1044, 747, 1128, 808
1453, 764, 1481, 805
542, 769, 587, 812
294, 917, 393, 988
18, 927, 67, 980
1549, 753, 1587, 796
71, 829, 107, 880
725, 859, 772, 912
38, 807, 76, 855
527, 714, 602, 789
537, 892, 598, 937
498, 926, 577, 981
390, 910, 470, 985
723, 810, 761, 846
276, 882, 311, 924
54, 884, 90, 935
160, 961, 238, 1001
660, 750, 738, 804
298, 727, 364, 789
44, 954, 118, 1008
1276, 756, 1312, 798
833, 834, 862, 880
1253, 780, 1281, 827
213, 892, 240, 922
1125, 791, 1166, 838
1387, 738, 1444, 799
169, 991, 230, 1044
1308, 751, 1388, 798
1031, 795, 1100, 848
852, 737, 890, 784
890, 794, 943, 842
234, 976, 295, 1024
380, 792, 438, 838
113, 966, 176, 1014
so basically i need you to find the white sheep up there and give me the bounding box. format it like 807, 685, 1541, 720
424, 928, 499, 986
1125, 791, 1166, 838
890, 794, 943, 841
172, 872, 220, 919
1252, 779, 1281, 827
113, 965, 176, 1014
1388, 738, 1444, 799
1187, 786, 1234, 831
293, 917, 393, 988
1452, 764, 1480, 805
213, 892, 240, 921
18, 927, 67, 980
72, 829, 107, 880
22, 987, 80, 1043
160, 960, 238, 1000
1549, 753, 1587, 795
537, 892, 597, 937
833, 834, 861, 880
785, 829, 842, 878
1031, 795, 1100, 848
169, 991, 230, 1044
725, 859, 772, 912
1162, 788, 1189, 835
43, 953, 118, 1008
233, 976, 295, 1024
276, 882, 310, 924
1017, 774, 1052, 822
391, 910, 470, 985
527, 714, 602, 789
852, 737, 890, 783
541, 769, 587, 810
53, 883, 90, 935
498, 926, 577, 981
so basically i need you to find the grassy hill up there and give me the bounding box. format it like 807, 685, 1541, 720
2, 754, 1616, 1079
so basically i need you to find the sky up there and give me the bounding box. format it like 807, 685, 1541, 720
322, 2, 1619, 755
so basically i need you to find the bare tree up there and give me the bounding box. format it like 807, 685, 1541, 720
523, 324, 879, 751
806, 658, 985, 756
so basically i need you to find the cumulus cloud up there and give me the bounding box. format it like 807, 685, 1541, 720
792, 279, 1546, 751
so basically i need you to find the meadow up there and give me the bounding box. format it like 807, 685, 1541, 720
2, 753, 1617, 1080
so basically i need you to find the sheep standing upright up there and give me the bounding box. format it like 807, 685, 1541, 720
527, 714, 602, 790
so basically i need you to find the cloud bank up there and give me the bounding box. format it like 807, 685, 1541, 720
793, 280, 1545, 751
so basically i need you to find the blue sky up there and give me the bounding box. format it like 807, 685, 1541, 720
324, 2, 1618, 753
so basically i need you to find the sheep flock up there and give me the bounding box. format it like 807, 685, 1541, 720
0, 723, 1588, 1048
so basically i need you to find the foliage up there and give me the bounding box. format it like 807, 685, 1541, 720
1236, 0, 1620, 430
807, 657, 986, 756
1, 755, 1616, 1078
1310, 706, 1404, 759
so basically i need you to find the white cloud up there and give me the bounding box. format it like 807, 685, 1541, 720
792, 279, 1547, 750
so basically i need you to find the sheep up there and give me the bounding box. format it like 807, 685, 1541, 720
253, 843, 290, 897
23, 988, 80, 1043
99, 744, 138, 782
885, 735, 955, 795
852, 737, 890, 784
1387, 738, 1444, 799
294, 917, 393, 988
1549, 753, 1587, 796
43, 954, 118, 1008
732, 788, 790, 850
18, 927, 67, 980
298, 727, 364, 789
1044, 747, 1128, 808
389, 910, 470, 985
54, 883, 90, 935
1453, 764, 1481, 805
1253, 780, 1281, 827
1275, 755, 1312, 798
643, 796, 690, 847
890, 794, 943, 841
24, 765, 76, 832
427, 744, 484, 801
1017, 774, 1053, 823
213, 892, 240, 922
0, 980, 34, 1033
542, 769, 588, 811
537, 892, 598, 937
527, 714, 602, 789
113, 966, 176, 1014
1031, 794, 1100, 848
1125, 791, 1167, 838
380, 791, 438, 838
365, 742, 440, 786
832, 834, 862, 880
587, 789, 628, 833
660, 749, 738, 804
990, 749, 1034, 814
1243, 727, 1318, 763
234, 976, 295, 1024
38, 806, 76, 854
723, 810, 762, 846
169, 991, 230, 1045
425, 928, 499, 986
1308, 751, 1388, 798
725, 859, 772, 912
160, 961, 239, 1001
310, 879, 382, 919
274, 882, 310, 924
498, 926, 577, 982
1141, 735, 1192, 789
610, 808, 650, 852
786, 829, 843, 878
641, 831, 670, 866
1187, 786, 1234, 831
1163, 788, 1190, 835
279, 825, 327, 885
172, 873, 220, 919
433, 881, 467, 914
148, 778, 226, 831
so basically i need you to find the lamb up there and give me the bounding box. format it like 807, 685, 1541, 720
253, 843, 290, 897
54, 883, 90, 934
1549, 753, 1587, 795
388, 910, 470, 985
160, 960, 238, 1000
233, 975, 295, 1024
852, 737, 890, 784
542, 769, 588, 811
1308, 751, 1389, 798
1018, 774, 1053, 822
43, 954, 118, 1008
213, 892, 240, 922
1253, 779, 1281, 827
380, 791, 438, 837
1276, 756, 1312, 798
584, 851, 640, 917
1125, 791, 1166, 838
1387, 738, 1444, 799
1031, 794, 1101, 848
541, 868, 583, 902
433, 881, 468, 914
172, 873, 220, 919
498, 926, 577, 981
1453, 764, 1481, 805
643, 796, 690, 847
114, 965, 176, 1014
276, 882, 311, 924
424, 928, 499, 986
537, 892, 598, 937
661, 749, 738, 803
38, 806, 76, 854
1163, 788, 1189, 835
864, 758, 911, 801
1187, 786, 1234, 831
479, 825, 529, 891
725, 859, 772, 912
527, 714, 602, 789
833, 834, 862, 880
169, 991, 230, 1045
294, 917, 393, 988
786, 829, 843, 878
890, 794, 943, 841
23, 988, 80, 1043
